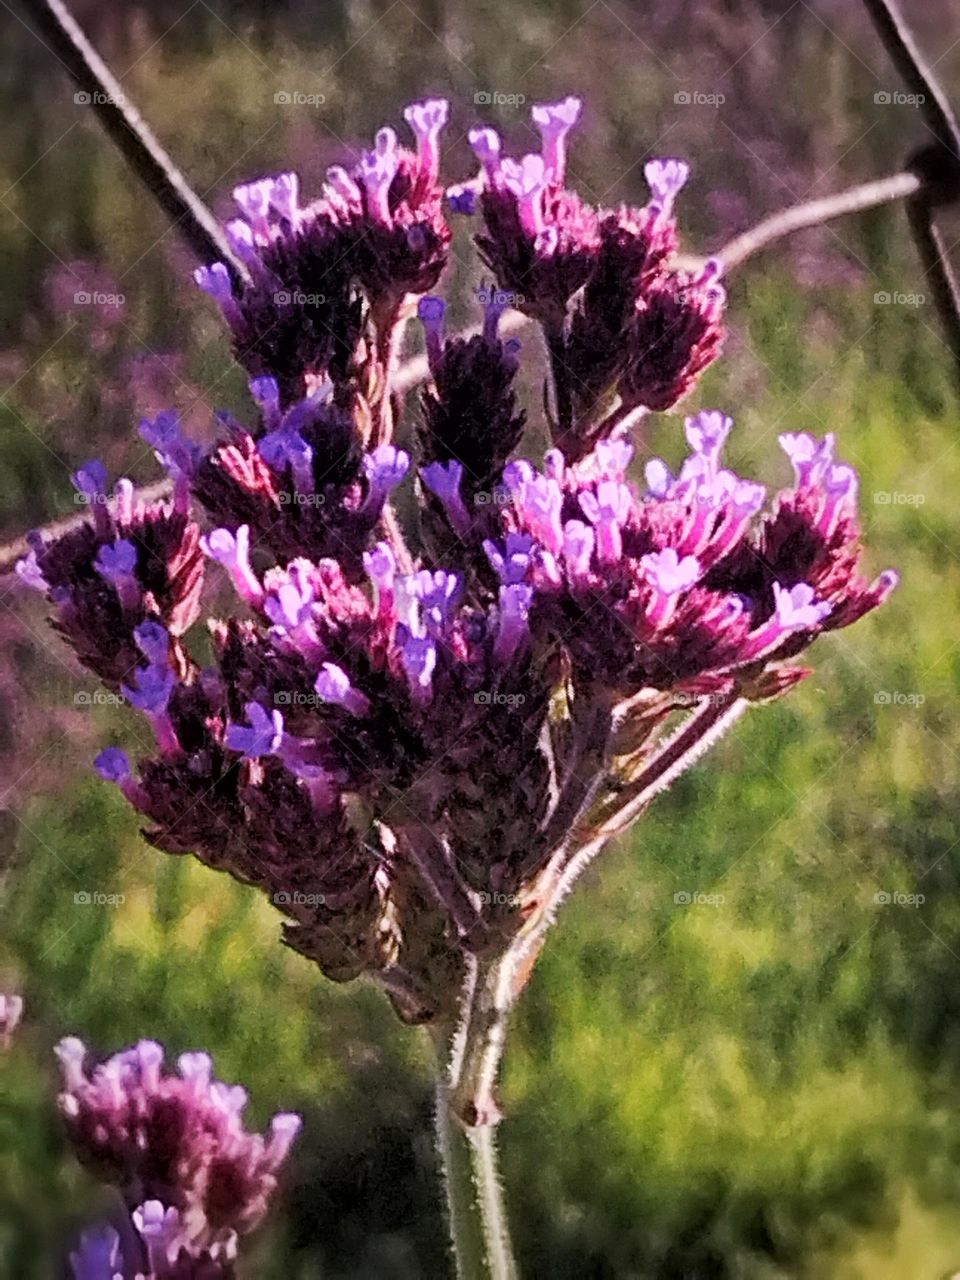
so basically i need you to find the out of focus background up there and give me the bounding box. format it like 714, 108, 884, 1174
2, 0, 960, 1275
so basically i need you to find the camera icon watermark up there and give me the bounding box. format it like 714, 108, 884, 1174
73, 690, 126, 707
873, 690, 925, 707
873, 491, 925, 506
74, 90, 126, 107
474, 91, 526, 107
274, 90, 326, 107
73, 290, 125, 308
873, 890, 924, 906
74, 890, 126, 906
674, 90, 725, 107
474, 691, 526, 707
274, 290, 327, 306
874, 290, 925, 307
673, 890, 725, 906
874, 90, 925, 106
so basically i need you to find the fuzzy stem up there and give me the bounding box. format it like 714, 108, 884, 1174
431, 1022, 519, 1280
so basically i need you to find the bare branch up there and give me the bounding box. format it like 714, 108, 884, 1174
22, 0, 249, 285
683, 170, 923, 273
907, 197, 960, 393
860, 0, 960, 157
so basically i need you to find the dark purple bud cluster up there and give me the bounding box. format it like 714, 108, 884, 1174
452, 103, 727, 455
195, 100, 452, 409
58, 1037, 299, 1278
21, 94, 895, 1032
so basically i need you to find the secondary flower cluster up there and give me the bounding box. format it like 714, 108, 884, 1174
19, 92, 895, 1028
58, 1036, 300, 1278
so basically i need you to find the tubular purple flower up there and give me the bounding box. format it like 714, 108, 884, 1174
778, 431, 835, 488
644, 157, 690, 217
418, 295, 446, 370
267, 171, 300, 223
315, 663, 372, 716
484, 532, 535, 584
531, 95, 581, 184
421, 460, 471, 534
468, 126, 503, 185
201, 525, 263, 607
579, 479, 632, 564
133, 619, 170, 666
121, 664, 179, 755
447, 181, 480, 215
362, 444, 411, 515
494, 583, 533, 664
72, 460, 110, 534
514, 472, 564, 555
194, 261, 236, 309
16, 547, 48, 593
641, 547, 701, 627
0, 993, 24, 1048
400, 631, 437, 703
249, 375, 282, 429
563, 519, 595, 582
411, 568, 463, 638
358, 128, 399, 226
325, 164, 362, 206
232, 177, 274, 239
259, 427, 315, 493
685, 409, 733, 470
403, 98, 449, 184
501, 154, 548, 236
226, 701, 285, 758
364, 541, 397, 616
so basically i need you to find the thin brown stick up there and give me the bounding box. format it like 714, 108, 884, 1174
908, 197, 960, 393
860, 0, 960, 157
22, 0, 248, 285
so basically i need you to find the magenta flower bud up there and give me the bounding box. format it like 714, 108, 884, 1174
315, 663, 371, 716
421, 460, 471, 534
468, 126, 503, 184
200, 525, 263, 607
531, 95, 581, 184
484, 533, 535, 585
226, 701, 285, 758
494, 583, 533, 664
644, 157, 690, 216
403, 97, 449, 184
363, 444, 410, 515
579, 480, 632, 564
563, 519, 595, 581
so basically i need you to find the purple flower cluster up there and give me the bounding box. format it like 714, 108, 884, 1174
20, 94, 895, 1028
58, 1037, 300, 1278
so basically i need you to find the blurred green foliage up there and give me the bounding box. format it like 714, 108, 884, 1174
2, 1, 960, 1275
